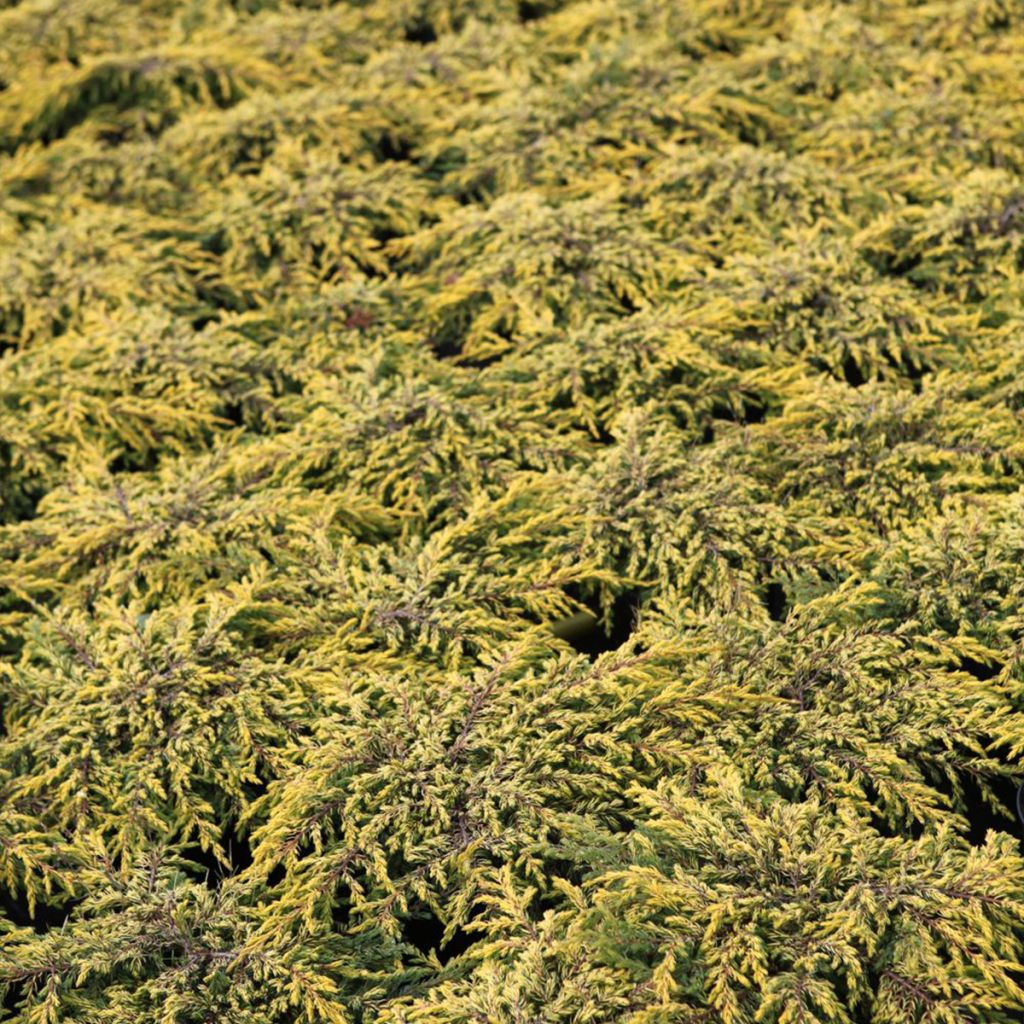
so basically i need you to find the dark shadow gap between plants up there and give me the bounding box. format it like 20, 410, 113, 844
403, 909, 476, 965
552, 588, 642, 657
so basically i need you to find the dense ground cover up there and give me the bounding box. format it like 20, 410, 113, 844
1, 0, 1024, 1020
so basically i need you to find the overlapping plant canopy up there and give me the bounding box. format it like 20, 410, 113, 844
2, 1, 1024, 1021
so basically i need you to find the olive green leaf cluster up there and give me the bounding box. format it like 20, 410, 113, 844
2, 0, 1024, 1021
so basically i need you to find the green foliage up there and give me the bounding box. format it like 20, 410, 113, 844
2, 0, 1024, 1021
